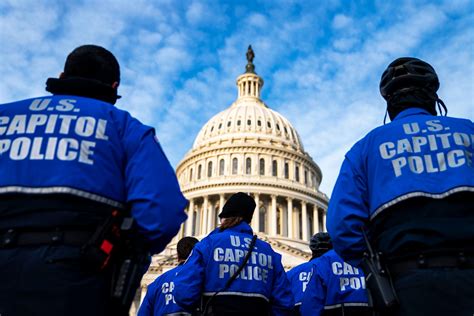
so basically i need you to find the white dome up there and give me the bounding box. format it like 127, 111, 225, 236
193, 97, 304, 152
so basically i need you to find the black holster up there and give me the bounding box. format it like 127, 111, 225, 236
109, 217, 151, 316
361, 254, 399, 312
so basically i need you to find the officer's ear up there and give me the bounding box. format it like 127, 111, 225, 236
112, 81, 119, 90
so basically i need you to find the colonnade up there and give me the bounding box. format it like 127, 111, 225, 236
177, 193, 327, 241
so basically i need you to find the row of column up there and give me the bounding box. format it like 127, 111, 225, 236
179, 193, 326, 241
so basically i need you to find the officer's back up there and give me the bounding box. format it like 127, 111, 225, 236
174, 192, 294, 316
301, 250, 370, 316
0, 45, 187, 316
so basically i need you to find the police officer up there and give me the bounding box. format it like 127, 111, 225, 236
0, 45, 188, 316
173, 192, 294, 316
138, 236, 199, 316
300, 247, 370, 316
326, 57, 474, 315
287, 232, 332, 315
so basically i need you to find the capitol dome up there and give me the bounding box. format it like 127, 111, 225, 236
192, 92, 305, 152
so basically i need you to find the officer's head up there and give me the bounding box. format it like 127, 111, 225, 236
46, 44, 121, 104
177, 236, 199, 263
380, 57, 443, 120
62, 45, 120, 85
218, 193, 256, 230
309, 232, 332, 260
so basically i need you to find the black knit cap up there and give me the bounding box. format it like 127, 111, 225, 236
64, 44, 120, 84
219, 192, 256, 223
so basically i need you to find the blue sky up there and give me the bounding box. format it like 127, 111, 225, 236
1, 0, 472, 195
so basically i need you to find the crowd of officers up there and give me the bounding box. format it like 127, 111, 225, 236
0, 44, 472, 316
138, 194, 371, 316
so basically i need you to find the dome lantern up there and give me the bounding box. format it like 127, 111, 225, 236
237, 45, 264, 100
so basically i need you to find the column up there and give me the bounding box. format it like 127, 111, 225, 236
251, 193, 260, 232
286, 197, 293, 238
201, 196, 209, 235
207, 199, 215, 232
313, 206, 320, 234
269, 195, 277, 236
219, 194, 225, 222
186, 199, 194, 236
301, 201, 308, 241
322, 210, 327, 232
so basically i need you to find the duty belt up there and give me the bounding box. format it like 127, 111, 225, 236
389, 252, 474, 276
0, 228, 92, 248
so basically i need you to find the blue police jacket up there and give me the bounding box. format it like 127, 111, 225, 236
287, 259, 315, 307
138, 264, 191, 316
0, 95, 187, 254
173, 222, 294, 315
327, 108, 474, 264
300, 250, 369, 316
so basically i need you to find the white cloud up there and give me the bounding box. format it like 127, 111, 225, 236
332, 14, 352, 30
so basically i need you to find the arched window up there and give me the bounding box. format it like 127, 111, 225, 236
259, 158, 265, 175
246, 158, 252, 175
304, 169, 308, 185
219, 159, 225, 176
284, 162, 289, 179
232, 158, 238, 175
189, 168, 193, 181
295, 164, 300, 182
272, 160, 278, 177
197, 165, 202, 180
207, 161, 213, 177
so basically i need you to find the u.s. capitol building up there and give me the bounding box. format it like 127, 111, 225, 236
132, 47, 329, 312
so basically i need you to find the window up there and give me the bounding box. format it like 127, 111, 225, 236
218, 123, 222, 129
237, 120, 241, 126
259, 158, 265, 175
247, 119, 251, 126
272, 160, 278, 177
246, 158, 252, 175
276, 124, 280, 131
284, 162, 289, 179
257, 120, 262, 127
219, 159, 225, 176
227, 121, 231, 127
295, 165, 300, 182
210, 126, 214, 132
232, 158, 238, 174
304, 170, 308, 185
197, 165, 202, 179
207, 161, 213, 177
267, 121, 271, 128
189, 168, 193, 181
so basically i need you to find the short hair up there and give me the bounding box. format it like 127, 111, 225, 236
63, 45, 120, 85
177, 236, 199, 261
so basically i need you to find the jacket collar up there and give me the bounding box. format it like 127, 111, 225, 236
394, 107, 433, 121
210, 221, 254, 236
